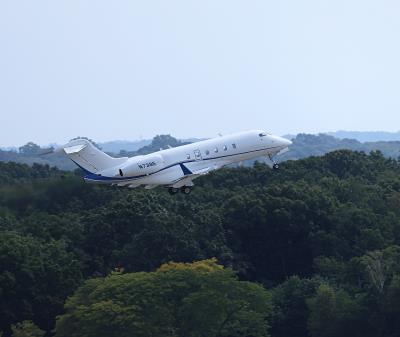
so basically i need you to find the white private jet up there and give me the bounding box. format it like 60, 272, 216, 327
56, 130, 292, 194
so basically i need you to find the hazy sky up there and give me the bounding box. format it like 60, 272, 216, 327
1, 0, 400, 146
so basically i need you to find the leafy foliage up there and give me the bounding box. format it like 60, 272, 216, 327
307, 284, 363, 337
0, 149, 400, 336
11, 321, 44, 337
55, 259, 272, 337
0, 232, 82, 336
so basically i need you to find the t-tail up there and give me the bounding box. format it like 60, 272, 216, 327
56, 139, 128, 175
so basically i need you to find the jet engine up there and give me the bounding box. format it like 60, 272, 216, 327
118, 154, 165, 177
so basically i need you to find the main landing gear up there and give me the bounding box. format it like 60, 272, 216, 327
268, 154, 280, 170
168, 187, 179, 195
168, 186, 192, 195
180, 186, 192, 195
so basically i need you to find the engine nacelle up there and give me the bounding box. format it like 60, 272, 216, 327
118, 154, 165, 177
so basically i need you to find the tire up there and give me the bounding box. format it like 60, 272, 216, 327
181, 186, 192, 194
273, 163, 279, 170
168, 187, 179, 195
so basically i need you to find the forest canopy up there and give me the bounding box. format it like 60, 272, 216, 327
0, 149, 400, 337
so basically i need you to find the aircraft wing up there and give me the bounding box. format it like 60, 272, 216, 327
112, 163, 223, 189
171, 163, 222, 188
277, 147, 290, 156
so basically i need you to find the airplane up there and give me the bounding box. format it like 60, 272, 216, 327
55, 130, 292, 195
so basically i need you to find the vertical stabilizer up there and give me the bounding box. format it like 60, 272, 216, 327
59, 139, 128, 174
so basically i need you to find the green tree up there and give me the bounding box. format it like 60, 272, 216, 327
11, 321, 44, 337
0, 232, 82, 336
55, 259, 272, 337
271, 276, 321, 337
18, 143, 41, 156
360, 246, 400, 293
307, 284, 363, 337
384, 274, 400, 334
135, 135, 190, 155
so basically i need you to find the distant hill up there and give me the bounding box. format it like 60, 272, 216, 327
0, 135, 195, 170
132, 135, 191, 155
1, 133, 399, 171
98, 137, 203, 153
328, 130, 400, 142
115, 135, 192, 157
279, 133, 400, 161
0, 143, 76, 171
98, 139, 152, 153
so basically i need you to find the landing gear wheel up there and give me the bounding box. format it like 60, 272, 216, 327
268, 155, 279, 170
168, 187, 179, 195
181, 186, 192, 195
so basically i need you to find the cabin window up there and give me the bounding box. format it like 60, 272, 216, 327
214, 147, 218, 153
223, 145, 227, 151
194, 150, 202, 160
186, 154, 190, 159
232, 143, 237, 149
205, 150, 210, 155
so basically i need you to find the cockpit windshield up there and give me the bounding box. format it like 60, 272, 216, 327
258, 132, 268, 137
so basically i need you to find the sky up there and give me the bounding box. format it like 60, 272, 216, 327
0, 0, 400, 146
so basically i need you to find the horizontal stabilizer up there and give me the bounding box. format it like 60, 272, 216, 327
63, 144, 87, 154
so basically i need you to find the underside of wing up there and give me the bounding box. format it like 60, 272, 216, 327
112, 181, 142, 189
171, 164, 222, 188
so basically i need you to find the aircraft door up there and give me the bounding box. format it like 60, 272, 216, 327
194, 149, 202, 161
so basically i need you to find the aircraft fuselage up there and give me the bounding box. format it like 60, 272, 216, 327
80, 130, 292, 189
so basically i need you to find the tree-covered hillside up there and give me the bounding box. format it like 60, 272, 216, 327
0, 135, 191, 170
328, 130, 400, 142
280, 133, 400, 160
0, 150, 400, 336
1, 133, 400, 171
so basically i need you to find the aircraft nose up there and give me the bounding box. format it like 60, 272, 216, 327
277, 137, 292, 147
